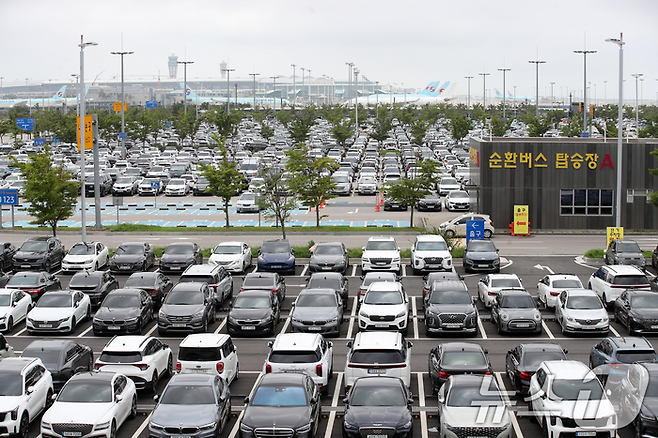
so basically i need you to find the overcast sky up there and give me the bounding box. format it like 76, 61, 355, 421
1, 0, 657, 103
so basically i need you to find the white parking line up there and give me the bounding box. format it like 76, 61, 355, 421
280, 314, 291, 334
541, 320, 555, 339
214, 317, 227, 334
145, 322, 157, 337
411, 296, 419, 339
228, 372, 264, 438
77, 325, 93, 338
13, 327, 27, 336
610, 325, 621, 337
350, 265, 357, 277
416, 372, 428, 438
494, 372, 524, 438
477, 316, 488, 339
323, 372, 344, 438
131, 412, 152, 438
300, 265, 309, 277
401, 265, 407, 277
346, 298, 357, 339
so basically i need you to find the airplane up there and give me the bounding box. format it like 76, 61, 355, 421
494, 88, 536, 101
180, 83, 290, 107
61, 86, 90, 106
0, 85, 67, 109
348, 81, 456, 105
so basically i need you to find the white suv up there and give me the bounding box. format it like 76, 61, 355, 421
0, 357, 53, 438
344, 331, 412, 390
359, 282, 409, 334
95, 335, 173, 392
529, 360, 617, 438
263, 333, 333, 392
588, 265, 651, 307
477, 273, 524, 308
361, 236, 401, 273
176, 333, 239, 385
410, 234, 452, 274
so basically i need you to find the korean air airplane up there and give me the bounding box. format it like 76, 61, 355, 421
180, 83, 290, 107
494, 88, 536, 101
351, 81, 456, 105
0, 85, 67, 109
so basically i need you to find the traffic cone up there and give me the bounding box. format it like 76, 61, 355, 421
375, 203, 380, 212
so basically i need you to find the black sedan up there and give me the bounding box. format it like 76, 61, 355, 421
428, 342, 492, 394
109, 242, 156, 273
308, 242, 349, 274
92, 288, 154, 335
124, 272, 173, 306
240, 373, 320, 438
306, 272, 349, 309
505, 343, 568, 394
383, 197, 408, 211
21, 339, 93, 391
0, 242, 17, 272
68, 270, 119, 306
240, 273, 286, 303
462, 239, 500, 273
5, 271, 61, 301
227, 290, 279, 336
343, 377, 413, 438
159, 242, 203, 274
416, 193, 442, 211
614, 290, 658, 335
290, 288, 343, 336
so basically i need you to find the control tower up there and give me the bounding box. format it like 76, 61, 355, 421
168, 54, 178, 78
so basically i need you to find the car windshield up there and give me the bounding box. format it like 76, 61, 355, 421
364, 290, 403, 305
68, 244, 95, 255
616, 350, 658, 363
214, 245, 241, 255
314, 245, 343, 255
0, 373, 22, 396
333, 175, 349, 183
566, 296, 603, 310
631, 295, 658, 308
117, 244, 143, 255
308, 277, 339, 289
522, 350, 567, 367
233, 296, 270, 309
125, 277, 156, 288
618, 242, 641, 252
430, 290, 471, 305
115, 177, 133, 184
296, 294, 336, 307
165, 245, 193, 255
450, 192, 468, 199
102, 294, 139, 308
365, 240, 396, 251
362, 274, 396, 287
550, 378, 603, 401
242, 277, 273, 288
350, 350, 404, 364
160, 385, 215, 404
350, 385, 406, 406
251, 385, 307, 406
468, 241, 496, 252
501, 295, 535, 308
447, 384, 503, 407
99, 351, 141, 363
165, 289, 203, 305
7, 275, 39, 286
269, 351, 321, 363
69, 275, 101, 287
240, 193, 257, 201
37, 294, 71, 308
491, 279, 521, 288
178, 275, 213, 284
57, 380, 112, 403
417, 241, 448, 251
0, 295, 10, 306
20, 241, 47, 252
442, 351, 486, 366
261, 241, 290, 253
553, 279, 582, 288
613, 275, 649, 286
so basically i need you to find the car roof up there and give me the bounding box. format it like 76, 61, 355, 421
367, 281, 403, 292
271, 333, 322, 351
353, 376, 405, 388
166, 242, 195, 248
546, 274, 580, 280
603, 265, 646, 274
367, 236, 396, 241
182, 265, 219, 274
104, 335, 151, 351
416, 235, 446, 242
167, 373, 215, 385
0, 357, 39, 371
353, 331, 403, 349
441, 342, 486, 353
448, 374, 497, 387
27, 236, 51, 242
127, 272, 160, 279
72, 271, 105, 279
299, 288, 336, 296
309, 272, 342, 280
259, 372, 307, 385
564, 288, 599, 297
69, 371, 116, 383
244, 273, 276, 279
237, 290, 271, 297
488, 273, 519, 279
498, 289, 532, 297
216, 241, 246, 246
24, 339, 76, 350
430, 280, 467, 291
180, 333, 231, 348
106, 288, 143, 296
542, 360, 593, 378
608, 336, 654, 350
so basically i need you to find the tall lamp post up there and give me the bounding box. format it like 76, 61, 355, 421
549, 82, 555, 108
78, 36, 97, 242
290, 64, 296, 107
498, 68, 511, 119
573, 50, 596, 135
479, 72, 490, 113
300, 68, 305, 105
110, 50, 133, 160
25, 78, 31, 116
222, 68, 234, 114
631, 73, 643, 135
606, 34, 624, 228
249, 73, 260, 109
307, 69, 312, 105
528, 59, 546, 118
464, 76, 473, 117
177, 60, 194, 115
0, 77, 3, 98
353, 68, 359, 135
269, 76, 279, 111
346, 62, 353, 102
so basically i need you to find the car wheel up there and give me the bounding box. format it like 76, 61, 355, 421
45, 260, 51, 272
234, 362, 239, 382
602, 293, 608, 308
528, 401, 536, 423
497, 321, 502, 334
627, 320, 635, 336
167, 354, 174, 376
110, 421, 117, 438
484, 230, 492, 238
142, 262, 147, 272
129, 395, 137, 419
87, 355, 94, 371
45, 388, 53, 410
69, 317, 76, 334
149, 371, 159, 393
445, 230, 455, 238
85, 306, 91, 321
6, 316, 12, 333
18, 413, 28, 438
613, 310, 619, 323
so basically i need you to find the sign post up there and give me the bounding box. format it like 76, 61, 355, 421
606, 227, 624, 249
113, 196, 123, 225
151, 181, 160, 208
512, 205, 530, 235
466, 220, 485, 243
0, 189, 19, 229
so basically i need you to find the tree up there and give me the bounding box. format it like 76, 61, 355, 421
449, 114, 472, 144
370, 106, 393, 146
384, 160, 439, 227
524, 115, 552, 137
286, 145, 339, 227
287, 107, 317, 144
490, 117, 511, 137
409, 119, 429, 146
260, 123, 275, 143
256, 168, 297, 239
14, 152, 79, 236
198, 138, 247, 228
330, 118, 354, 147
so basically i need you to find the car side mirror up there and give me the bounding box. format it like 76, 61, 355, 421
361, 247, 365, 251
483, 349, 489, 354
539, 390, 547, 399
496, 249, 499, 252
437, 393, 445, 403
346, 341, 352, 348
407, 341, 413, 348
408, 398, 414, 405
267, 341, 273, 348
563, 349, 569, 354
243, 396, 249, 404
115, 394, 123, 402
51, 393, 57, 401
153, 394, 159, 402
26, 386, 35, 395
291, 249, 295, 255
343, 397, 349, 404
472, 297, 477, 305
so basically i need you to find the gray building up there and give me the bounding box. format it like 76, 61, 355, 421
468, 138, 658, 231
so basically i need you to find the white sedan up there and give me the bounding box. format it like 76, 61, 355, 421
164, 178, 189, 196
208, 241, 253, 273
41, 371, 137, 438
477, 273, 524, 308
537, 274, 584, 308
0, 288, 32, 333
27, 290, 91, 334
62, 241, 109, 272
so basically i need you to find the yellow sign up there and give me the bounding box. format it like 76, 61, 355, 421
76, 115, 94, 151
488, 151, 615, 170
606, 227, 624, 249
113, 102, 127, 112
513, 205, 529, 235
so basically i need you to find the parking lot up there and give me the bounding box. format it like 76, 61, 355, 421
4, 237, 657, 438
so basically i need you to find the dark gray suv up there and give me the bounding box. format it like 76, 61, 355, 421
158, 282, 216, 335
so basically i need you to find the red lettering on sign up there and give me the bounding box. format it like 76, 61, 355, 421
600, 154, 615, 170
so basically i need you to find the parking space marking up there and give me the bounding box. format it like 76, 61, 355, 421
477, 315, 488, 339
13, 327, 27, 336
401, 265, 407, 277
214, 317, 227, 334
228, 372, 264, 438
145, 323, 157, 337
323, 372, 344, 438
131, 412, 152, 438
300, 265, 309, 277
346, 297, 357, 339
541, 320, 555, 339
610, 325, 621, 337
77, 325, 93, 338
411, 296, 419, 339
416, 372, 428, 438
280, 313, 291, 334
494, 372, 524, 438
350, 265, 357, 277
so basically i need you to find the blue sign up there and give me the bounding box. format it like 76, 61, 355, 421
165, 121, 172, 128
16, 118, 35, 131
581, 132, 590, 138
34, 138, 45, 146
0, 190, 19, 206
118, 132, 127, 139
150, 181, 160, 190
466, 220, 485, 243
146, 100, 158, 108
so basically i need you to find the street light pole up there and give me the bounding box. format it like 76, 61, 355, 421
25, 78, 31, 116
464, 76, 473, 117
573, 50, 596, 134
222, 68, 234, 114
479, 72, 490, 113
308, 69, 312, 105
177, 60, 194, 115
549, 82, 555, 108
0, 77, 3, 98
528, 60, 546, 118
249, 73, 260, 109
291, 64, 296, 107
270, 76, 278, 111
78, 36, 97, 242
632, 73, 643, 135
498, 68, 511, 119
353, 68, 359, 135
110, 50, 133, 160
606, 34, 624, 228
346, 62, 353, 102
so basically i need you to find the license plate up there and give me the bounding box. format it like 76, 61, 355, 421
170, 266, 181, 270
39, 324, 52, 328
368, 369, 386, 374
108, 326, 121, 330
22, 264, 31, 268
367, 435, 387, 438
375, 262, 385, 265
476, 264, 487, 267
651, 325, 658, 329
120, 265, 131, 270
174, 436, 191, 438
516, 323, 530, 328
582, 325, 597, 329
321, 267, 332, 270
242, 325, 256, 330
62, 433, 82, 437
172, 323, 187, 328
270, 265, 281, 269
375, 323, 389, 328
428, 264, 440, 268
444, 323, 462, 328
575, 433, 596, 437
308, 326, 322, 331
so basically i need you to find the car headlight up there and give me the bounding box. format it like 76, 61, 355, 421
399, 419, 412, 430
193, 310, 205, 318
96, 421, 111, 430
500, 313, 509, 321
228, 315, 237, 324
41, 421, 51, 430
125, 317, 138, 323
57, 318, 68, 324
329, 317, 338, 323
534, 313, 542, 321
566, 316, 575, 322
149, 422, 165, 430
84, 259, 93, 264
208, 259, 218, 265
198, 422, 216, 431
343, 420, 357, 430
359, 310, 369, 318
393, 257, 400, 262
296, 423, 312, 433
258, 255, 265, 261
396, 311, 407, 318
287, 255, 295, 262
362, 257, 369, 263
159, 310, 167, 320
239, 423, 253, 433
0, 316, 5, 322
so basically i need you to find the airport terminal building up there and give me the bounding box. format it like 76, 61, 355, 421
468, 138, 658, 231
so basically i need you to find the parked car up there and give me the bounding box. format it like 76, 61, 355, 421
505, 343, 568, 394
605, 239, 646, 267
158, 282, 216, 335
358, 272, 399, 303
12, 236, 65, 272
410, 234, 452, 274
109, 241, 156, 273
444, 190, 470, 211
227, 290, 280, 336
358, 281, 409, 334
21, 339, 93, 391
477, 273, 523, 308
421, 271, 461, 298
5, 271, 61, 301
192, 176, 209, 195
424, 280, 477, 336
208, 241, 252, 273
236, 192, 261, 213
179, 264, 233, 306
240, 272, 286, 303
361, 236, 401, 273
0, 288, 32, 333
590, 336, 657, 387
463, 239, 500, 274
68, 270, 119, 306
555, 289, 610, 335
124, 272, 173, 306
491, 289, 543, 334
308, 241, 349, 273
291, 288, 343, 336
616, 362, 658, 437
614, 289, 658, 335
112, 175, 140, 195
416, 192, 442, 211
536, 274, 583, 308
0, 242, 17, 272
164, 177, 189, 196
437, 176, 460, 196
176, 333, 240, 384
62, 241, 109, 272
305, 272, 349, 309
588, 264, 651, 307
92, 288, 154, 335
0, 333, 13, 357
26, 290, 91, 334
438, 213, 495, 238
159, 242, 203, 273
383, 196, 407, 211
428, 342, 492, 394
257, 239, 296, 274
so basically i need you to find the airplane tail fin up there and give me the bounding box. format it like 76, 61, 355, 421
418, 81, 441, 96
180, 82, 197, 99
52, 85, 67, 100
494, 88, 502, 98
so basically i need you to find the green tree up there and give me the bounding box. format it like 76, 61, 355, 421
409, 119, 429, 146
172, 110, 202, 145
384, 159, 439, 227
287, 107, 317, 144
286, 145, 339, 226
649, 148, 658, 207
256, 168, 297, 239
14, 152, 79, 236
524, 115, 552, 137
490, 117, 511, 137
198, 139, 247, 228
369, 106, 393, 146
449, 114, 472, 144
260, 123, 275, 142
560, 116, 584, 138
